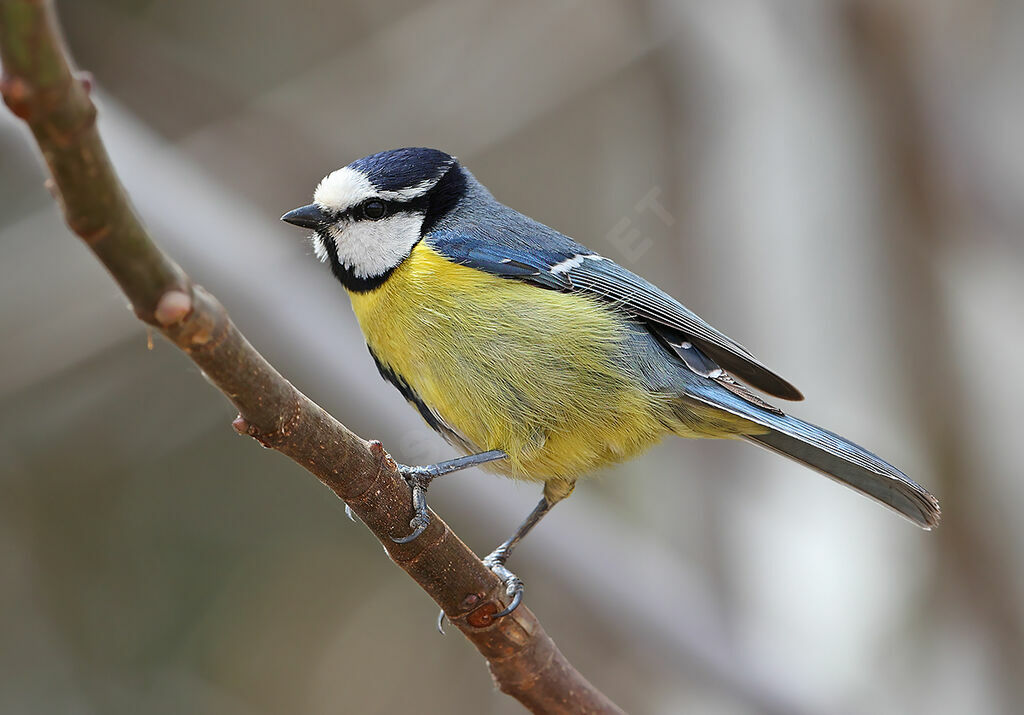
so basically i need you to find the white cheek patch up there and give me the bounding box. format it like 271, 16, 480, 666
313, 166, 440, 213
327, 213, 424, 278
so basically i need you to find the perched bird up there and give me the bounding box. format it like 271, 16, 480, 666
282, 147, 940, 617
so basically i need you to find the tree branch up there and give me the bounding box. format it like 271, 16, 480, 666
0, 2, 623, 712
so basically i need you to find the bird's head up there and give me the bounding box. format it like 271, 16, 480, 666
282, 147, 466, 291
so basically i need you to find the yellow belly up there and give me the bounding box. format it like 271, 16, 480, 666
347, 242, 678, 482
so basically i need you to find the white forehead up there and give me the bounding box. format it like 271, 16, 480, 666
313, 166, 438, 212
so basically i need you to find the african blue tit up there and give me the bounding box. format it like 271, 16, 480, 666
282, 147, 940, 617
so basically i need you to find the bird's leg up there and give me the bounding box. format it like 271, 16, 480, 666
434, 479, 575, 633
481, 478, 575, 619
481, 496, 554, 617
438, 496, 557, 634
391, 450, 507, 544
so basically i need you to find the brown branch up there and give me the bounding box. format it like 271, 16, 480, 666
0, 2, 623, 712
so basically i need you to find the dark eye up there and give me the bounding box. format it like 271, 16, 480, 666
362, 200, 387, 220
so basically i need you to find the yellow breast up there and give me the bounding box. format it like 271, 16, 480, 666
346, 242, 675, 481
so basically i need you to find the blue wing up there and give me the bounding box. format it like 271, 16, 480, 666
426, 218, 803, 401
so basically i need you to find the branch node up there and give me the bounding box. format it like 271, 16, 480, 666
466, 601, 501, 629
375, 443, 399, 472
154, 289, 193, 326
76, 70, 94, 95
0, 74, 32, 118
231, 415, 250, 434
77, 222, 111, 245
230, 414, 276, 449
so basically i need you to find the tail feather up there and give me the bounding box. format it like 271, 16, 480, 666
742, 419, 940, 529
685, 384, 941, 529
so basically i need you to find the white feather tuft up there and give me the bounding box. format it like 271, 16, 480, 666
311, 233, 329, 262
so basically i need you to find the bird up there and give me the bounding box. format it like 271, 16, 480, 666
282, 147, 940, 618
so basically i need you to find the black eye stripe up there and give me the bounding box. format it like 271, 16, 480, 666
327, 166, 464, 231
335, 193, 432, 222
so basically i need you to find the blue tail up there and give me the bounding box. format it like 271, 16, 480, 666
686, 382, 941, 529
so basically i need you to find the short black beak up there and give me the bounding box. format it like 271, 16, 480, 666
280, 203, 328, 229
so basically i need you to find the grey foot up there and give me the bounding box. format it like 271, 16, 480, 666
391, 467, 433, 544
390, 451, 507, 544
434, 546, 524, 635
482, 547, 524, 618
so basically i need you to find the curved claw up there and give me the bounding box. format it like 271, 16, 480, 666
493, 586, 523, 619
391, 452, 509, 550
391, 514, 430, 543
437, 609, 447, 635
482, 550, 525, 619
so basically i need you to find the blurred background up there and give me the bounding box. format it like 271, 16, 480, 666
2, 0, 1022, 713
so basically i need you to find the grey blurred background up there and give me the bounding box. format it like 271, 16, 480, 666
2, 1, 1022, 713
